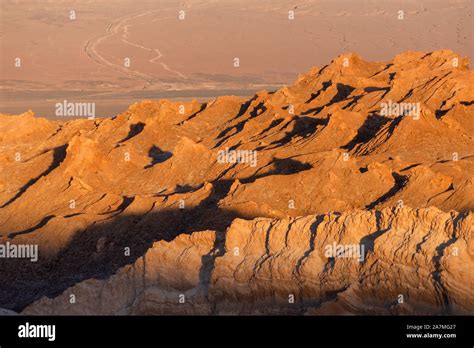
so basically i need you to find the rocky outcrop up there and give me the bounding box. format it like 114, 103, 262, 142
23, 207, 473, 315
0, 50, 473, 314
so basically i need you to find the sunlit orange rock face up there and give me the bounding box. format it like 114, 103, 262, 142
1, 51, 473, 315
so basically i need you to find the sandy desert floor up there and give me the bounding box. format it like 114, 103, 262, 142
0, 0, 472, 117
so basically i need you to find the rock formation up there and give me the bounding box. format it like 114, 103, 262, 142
0, 50, 473, 315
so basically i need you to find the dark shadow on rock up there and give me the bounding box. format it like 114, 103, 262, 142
340, 86, 390, 110
366, 173, 407, 210
119, 122, 145, 143
174, 184, 196, 193
256, 118, 285, 137
214, 101, 266, 149
364, 86, 390, 93
262, 116, 327, 149
294, 214, 325, 275
435, 109, 451, 119
431, 212, 465, 314
199, 229, 226, 298
342, 114, 390, 151
144, 145, 172, 169
104, 196, 135, 215
179, 102, 207, 124
246, 158, 313, 180
302, 83, 355, 115
8, 215, 56, 239
305, 81, 332, 104
368, 63, 393, 79
327, 83, 356, 105
0, 144, 68, 209
233, 95, 258, 120
400, 163, 422, 172
360, 210, 389, 262
0, 200, 255, 311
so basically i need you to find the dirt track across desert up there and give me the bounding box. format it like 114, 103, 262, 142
1, 0, 472, 117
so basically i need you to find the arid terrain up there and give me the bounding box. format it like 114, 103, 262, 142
0, 50, 473, 315
1, 0, 472, 117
